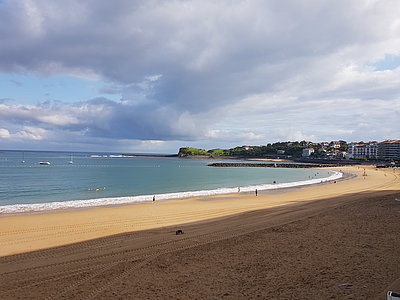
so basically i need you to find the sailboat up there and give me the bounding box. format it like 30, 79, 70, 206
21, 152, 25, 163
69, 154, 74, 164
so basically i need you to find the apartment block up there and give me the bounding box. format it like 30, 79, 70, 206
378, 140, 400, 159
347, 142, 378, 159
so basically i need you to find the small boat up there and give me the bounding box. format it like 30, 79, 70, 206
69, 154, 74, 164
21, 152, 25, 163
39, 162, 51, 165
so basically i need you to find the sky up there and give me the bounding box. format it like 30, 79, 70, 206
0, 0, 400, 154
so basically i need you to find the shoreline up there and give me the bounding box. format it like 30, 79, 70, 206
0, 165, 398, 257
0, 170, 352, 218
0, 168, 343, 216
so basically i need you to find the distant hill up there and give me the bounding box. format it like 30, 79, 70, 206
178, 142, 309, 158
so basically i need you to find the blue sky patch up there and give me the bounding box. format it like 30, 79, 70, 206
372, 54, 400, 71
0, 74, 120, 104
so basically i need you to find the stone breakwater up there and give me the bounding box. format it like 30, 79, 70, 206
208, 163, 343, 168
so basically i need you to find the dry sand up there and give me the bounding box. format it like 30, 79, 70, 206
0, 165, 399, 299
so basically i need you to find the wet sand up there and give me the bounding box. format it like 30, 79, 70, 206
0, 166, 399, 299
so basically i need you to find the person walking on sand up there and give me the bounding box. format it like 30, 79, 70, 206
238, 187, 240, 193
153, 195, 155, 202
255, 189, 258, 196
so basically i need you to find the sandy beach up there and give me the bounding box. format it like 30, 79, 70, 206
0, 165, 400, 299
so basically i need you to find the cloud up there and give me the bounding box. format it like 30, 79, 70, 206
0, 97, 217, 141
13, 126, 47, 140
0, 126, 46, 141
205, 129, 265, 142
0, 0, 400, 151
0, 128, 10, 138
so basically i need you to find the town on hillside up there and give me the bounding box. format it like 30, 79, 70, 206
178, 140, 400, 162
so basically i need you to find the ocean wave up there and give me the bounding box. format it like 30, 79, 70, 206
0, 171, 343, 214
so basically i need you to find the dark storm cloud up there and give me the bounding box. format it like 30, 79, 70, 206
0, 97, 209, 140
80, 98, 204, 140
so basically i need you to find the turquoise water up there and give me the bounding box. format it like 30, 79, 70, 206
0, 150, 338, 213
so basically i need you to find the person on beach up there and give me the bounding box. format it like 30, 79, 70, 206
153, 195, 155, 202
255, 189, 258, 196
238, 187, 240, 192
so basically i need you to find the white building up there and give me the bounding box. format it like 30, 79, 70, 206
302, 148, 314, 157
348, 142, 378, 159
330, 141, 342, 149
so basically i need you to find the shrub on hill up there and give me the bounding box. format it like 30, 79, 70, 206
178, 147, 209, 156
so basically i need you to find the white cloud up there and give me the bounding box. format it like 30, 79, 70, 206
205, 129, 265, 143
14, 126, 47, 140
0, 126, 47, 141
36, 114, 79, 126
0, 128, 11, 138
146, 74, 162, 82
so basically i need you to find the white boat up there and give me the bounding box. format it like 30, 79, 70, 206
39, 162, 51, 165
69, 154, 74, 164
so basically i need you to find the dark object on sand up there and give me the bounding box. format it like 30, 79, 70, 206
337, 283, 352, 289
388, 291, 400, 300
175, 229, 184, 235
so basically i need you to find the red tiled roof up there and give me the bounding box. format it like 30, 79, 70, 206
381, 140, 400, 144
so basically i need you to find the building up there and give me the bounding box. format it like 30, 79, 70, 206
336, 151, 347, 159
319, 142, 329, 149
302, 148, 314, 157
327, 150, 347, 159
300, 141, 313, 146
347, 142, 378, 159
330, 141, 342, 149
378, 140, 400, 159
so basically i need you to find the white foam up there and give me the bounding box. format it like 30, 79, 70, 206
0, 171, 343, 214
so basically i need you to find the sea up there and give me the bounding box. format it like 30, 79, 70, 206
0, 150, 342, 214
